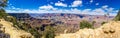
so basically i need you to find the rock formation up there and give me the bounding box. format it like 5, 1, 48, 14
0, 19, 34, 38
55, 21, 120, 38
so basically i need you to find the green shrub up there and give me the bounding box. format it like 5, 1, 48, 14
29, 28, 41, 38
0, 9, 9, 18
18, 23, 41, 38
44, 26, 55, 38
114, 10, 120, 21
92, 21, 96, 25
80, 20, 94, 29
101, 21, 107, 25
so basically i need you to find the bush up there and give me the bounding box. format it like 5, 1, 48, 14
0, 9, 9, 19
114, 10, 120, 21
29, 28, 41, 38
44, 26, 55, 38
18, 23, 41, 38
101, 22, 107, 25
92, 21, 96, 25
80, 20, 94, 29
0, 9, 18, 25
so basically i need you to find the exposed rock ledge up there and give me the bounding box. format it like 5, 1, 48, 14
55, 21, 120, 38
0, 19, 34, 38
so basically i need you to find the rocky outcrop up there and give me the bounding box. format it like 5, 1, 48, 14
55, 21, 120, 38
0, 19, 34, 38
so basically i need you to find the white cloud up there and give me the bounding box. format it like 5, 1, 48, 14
7, 6, 21, 10
39, 5, 57, 10
102, 5, 108, 9
107, 8, 114, 12
93, 8, 105, 13
96, 3, 99, 5
55, 2, 67, 7
80, 9, 103, 15
82, 9, 91, 14
71, 0, 82, 7
90, 0, 93, 3
6, 5, 118, 16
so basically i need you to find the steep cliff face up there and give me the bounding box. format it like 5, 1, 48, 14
55, 21, 120, 38
0, 19, 34, 38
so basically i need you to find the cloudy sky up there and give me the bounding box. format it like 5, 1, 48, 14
5, 0, 120, 16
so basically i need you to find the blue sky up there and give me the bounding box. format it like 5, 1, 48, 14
5, 0, 120, 16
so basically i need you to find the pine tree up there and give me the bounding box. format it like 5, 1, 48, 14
0, 0, 10, 37
0, 0, 7, 7
0, 0, 8, 18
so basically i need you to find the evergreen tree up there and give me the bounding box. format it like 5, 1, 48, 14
0, 0, 8, 18
0, 0, 7, 7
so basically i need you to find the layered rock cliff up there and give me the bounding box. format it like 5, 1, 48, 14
0, 19, 34, 38
55, 21, 120, 38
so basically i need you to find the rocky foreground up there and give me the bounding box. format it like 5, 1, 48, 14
1, 18, 120, 38
55, 21, 120, 38
0, 19, 34, 38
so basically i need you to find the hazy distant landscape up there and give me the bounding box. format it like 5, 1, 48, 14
8, 13, 115, 28
7, 13, 115, 34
